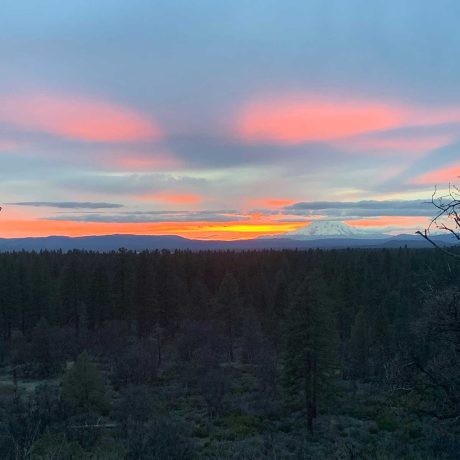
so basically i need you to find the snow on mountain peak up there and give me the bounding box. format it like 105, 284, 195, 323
285, 221, 386, 239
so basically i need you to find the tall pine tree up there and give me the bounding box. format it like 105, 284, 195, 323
282, 274, 338, 434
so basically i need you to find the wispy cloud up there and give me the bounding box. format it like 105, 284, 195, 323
11, 201, 124, 209
42, 210, 245, 223
56, 173, 208, 196
284, 200, 436, 218
136, 193, 204, 205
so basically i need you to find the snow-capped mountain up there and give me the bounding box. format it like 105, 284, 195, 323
284, 221, 388, 239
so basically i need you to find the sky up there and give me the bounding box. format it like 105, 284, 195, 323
1, 0, 460, 240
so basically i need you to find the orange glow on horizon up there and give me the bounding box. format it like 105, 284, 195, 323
0, 218, 306, 240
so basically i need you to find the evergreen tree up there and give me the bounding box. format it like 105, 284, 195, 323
349, 306, 370, 379
282, 275, 338, 434
134, 252, 158, 337
30, 318, 62, 377
17, 258, 32, 334
59, 257, 83, 335
87, 262, 111, 329
61, 351, 110, 414
216, 273, 240, 362
112, 249, 134, 321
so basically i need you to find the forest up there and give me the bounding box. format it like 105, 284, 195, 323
0, 246, 458, 459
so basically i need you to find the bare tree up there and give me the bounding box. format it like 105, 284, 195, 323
416, 182, 460, 258
410, 181, 460, 420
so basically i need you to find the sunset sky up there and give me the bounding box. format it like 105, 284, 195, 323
1, 0, 460, 239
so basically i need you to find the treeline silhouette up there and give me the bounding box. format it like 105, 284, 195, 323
0, 248, 458, 459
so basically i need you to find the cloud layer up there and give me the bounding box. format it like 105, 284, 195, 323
11, 201, 123, 209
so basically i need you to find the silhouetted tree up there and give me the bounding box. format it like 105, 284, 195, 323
417, 183, 460, 258
61, 351, 110, 415
215, 273, 240, 362
282, 275, 338, 434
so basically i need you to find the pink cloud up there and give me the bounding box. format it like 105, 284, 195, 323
0, 91, 162, 142
237, 95, 407, 144
411, 164, 460, 185
236, 93, 460, 148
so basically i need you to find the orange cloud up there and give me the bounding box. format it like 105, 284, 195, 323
0, 92, 161, 142
238, 95, 406, 144
137, 193, 203, 205
411, 164, 460, 185
257, 198, 296, 207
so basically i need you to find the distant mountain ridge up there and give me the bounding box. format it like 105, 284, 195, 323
0, 232, 456, 252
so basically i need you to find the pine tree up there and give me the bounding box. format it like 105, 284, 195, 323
0, 262, 13, 339
134, 252, 158, 337
216, 273, 240, 362
59, 257, 83, 335
349, 306, 370, 379
282, 275, 338, 434
30, 318, 62, 377
87, 262, 111, 329
17, 258, 32, 334
61, 351, 110, 414
112, 249, 134, 321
